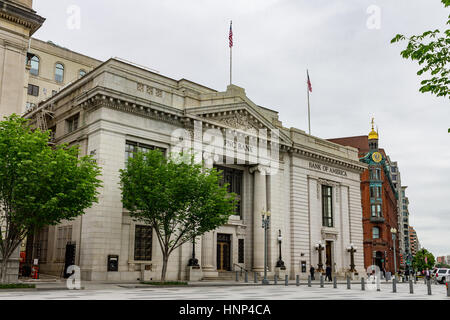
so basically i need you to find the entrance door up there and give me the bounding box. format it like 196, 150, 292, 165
325, 241, 333, 270
217, 234, 231, 271
375, 251, 383, 272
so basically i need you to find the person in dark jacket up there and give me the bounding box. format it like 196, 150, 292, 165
325, 265, 332, 282
310, 266, 315, 280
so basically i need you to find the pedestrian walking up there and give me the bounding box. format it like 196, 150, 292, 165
425, 268, 431, 281
310, 266, 315, 281
325, 265, 332, 282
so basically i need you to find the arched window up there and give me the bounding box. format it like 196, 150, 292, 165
79, 69, 87, 78
55, 63, 64, 83
373, 227, 380, 239
30, 55, 39, 76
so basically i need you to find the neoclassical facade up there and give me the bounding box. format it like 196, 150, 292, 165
24, 58, 367, 281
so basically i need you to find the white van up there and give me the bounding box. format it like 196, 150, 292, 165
435, 268, 450, 283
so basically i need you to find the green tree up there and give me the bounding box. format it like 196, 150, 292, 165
120, 150, 237, 282
0, 115, 102, 283
391, 0, 450, 98
412, 248, 436, 272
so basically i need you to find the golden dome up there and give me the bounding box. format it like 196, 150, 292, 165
368, 118, 378, 140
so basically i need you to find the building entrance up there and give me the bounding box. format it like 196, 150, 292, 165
375, 251, 384, 271
217, 234, 231, 271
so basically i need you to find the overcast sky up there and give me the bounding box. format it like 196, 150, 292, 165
33, 0, 449, 257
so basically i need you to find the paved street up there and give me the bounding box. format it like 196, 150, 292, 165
0, 282, 448, 300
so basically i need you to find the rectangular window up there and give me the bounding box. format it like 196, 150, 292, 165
238, 239, 244, 264
56, 226, 72, 263
125, 141, 165, 165
66, 114, 79, 133
322, 185, 333, 227
27, 84, 39, 96
370, 168, 381, 180
215, 165, 243, 218
134, 225, 152, 261
36, 227, 49, 264
373, 227, 380, 239
370, 186, 382, 198
371, 204, 382, 217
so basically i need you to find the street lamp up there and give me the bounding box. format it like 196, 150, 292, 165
391, 227, 397, 278
315, 241, 325, 273
261, 208, 271, 285
276, 230, 286, 270
347, 243, 357, 273
187, 237, 199, 267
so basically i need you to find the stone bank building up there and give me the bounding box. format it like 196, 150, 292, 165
23, 58, 368, 281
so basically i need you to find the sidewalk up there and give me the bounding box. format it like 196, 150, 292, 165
7, 277, 444, 292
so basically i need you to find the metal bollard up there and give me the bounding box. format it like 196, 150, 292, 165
427, 279, 432, 295
320, 275, 324, 288
245, 272, 248, 283
414, 276, 417, 284
296, 275, 300, 286
361, 277, 365, 291
254, 272, 257, 283
377, 274, 381, 292
285, 275, 289, 286
308, 275, 312, 287
424, 277, 426, 285
274, 274, 278, 285
393, 278, 397, 293
236, 271, 239, 282
409, 279, 413, 294
347, 276, 351, 289
333, 276, 337, 288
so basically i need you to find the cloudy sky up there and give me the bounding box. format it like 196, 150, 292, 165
33, 0, 449, 257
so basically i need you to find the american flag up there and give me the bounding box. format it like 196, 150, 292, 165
307, 70, 312, 92
229, 21, 233, 48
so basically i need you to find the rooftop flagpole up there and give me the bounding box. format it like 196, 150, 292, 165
307, 70, 312, 135
229, 21, 233, 85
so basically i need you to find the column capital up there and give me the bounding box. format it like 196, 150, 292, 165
249, 164, 270, 175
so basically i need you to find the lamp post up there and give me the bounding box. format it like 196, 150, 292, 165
276, 230, 286, 270
187, 237, 199, 267
391, 227, 397, 278
347, 243, 357, 273
261, 208, 271, 285
315, 241, 325, 273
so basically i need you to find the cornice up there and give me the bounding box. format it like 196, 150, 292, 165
286, 146, 367, 173
0, 1, 45, 35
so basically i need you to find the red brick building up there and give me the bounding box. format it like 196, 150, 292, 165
329, 123, 400, 274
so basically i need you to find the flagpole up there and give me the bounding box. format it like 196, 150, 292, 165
230, 46, 232, 85
230, 20, 232, 85
307, 70, 311, 135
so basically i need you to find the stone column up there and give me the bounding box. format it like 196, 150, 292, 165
201, 231, 217, 277
250, 165, 267, 272
201, 159, 218, 277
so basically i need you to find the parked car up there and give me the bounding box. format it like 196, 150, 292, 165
435, 268, 450, 284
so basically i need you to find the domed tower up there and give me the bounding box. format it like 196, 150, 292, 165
368, 118, 379, 151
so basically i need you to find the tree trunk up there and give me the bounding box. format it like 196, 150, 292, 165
161, 254, 169, 283
0, 254, 10, 284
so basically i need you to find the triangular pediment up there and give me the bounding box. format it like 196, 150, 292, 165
186, 103, 292, 145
